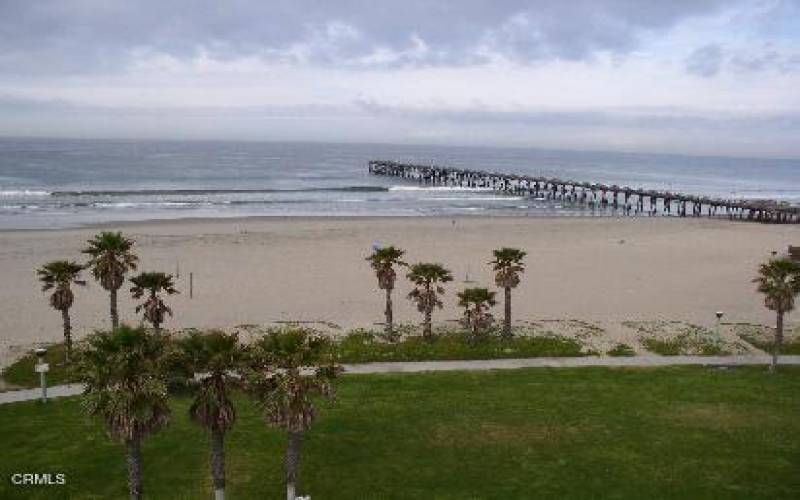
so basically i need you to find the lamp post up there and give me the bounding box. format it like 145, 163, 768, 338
35, 348, 49, 403
715, 311, 724, 346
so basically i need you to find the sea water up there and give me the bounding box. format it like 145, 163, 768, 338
0, 137, 798, 229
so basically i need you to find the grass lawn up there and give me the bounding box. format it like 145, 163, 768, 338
1, 343, 74, 389
1, 366, 799, 499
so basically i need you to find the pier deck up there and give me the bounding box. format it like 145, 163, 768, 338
368, 160, 800, 223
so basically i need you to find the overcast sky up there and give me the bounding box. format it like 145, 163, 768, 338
1, 0, 799, 158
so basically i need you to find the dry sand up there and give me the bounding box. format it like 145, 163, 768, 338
0, 216, 797, 367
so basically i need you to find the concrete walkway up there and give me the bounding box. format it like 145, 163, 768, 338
2, 355, 798, 405
341, 354, 800, 373
0, 383, 85, 404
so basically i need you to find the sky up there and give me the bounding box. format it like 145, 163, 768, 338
0, 0, 799, 158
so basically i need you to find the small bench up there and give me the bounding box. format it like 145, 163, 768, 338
789, 246, 800, 261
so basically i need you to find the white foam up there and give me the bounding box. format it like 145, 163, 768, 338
92, 201, 195, 208
0, 189, 51, 197
388, 186, 494, 192
428, 196, 524, 201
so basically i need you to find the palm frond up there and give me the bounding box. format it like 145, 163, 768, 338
367, 246, 407, 290
245, 328, 339, 434
490, 247, 527, 269
490, 248, 526, 289
82, 231, 138, 292
753, 258, 800, 313
406, 262, 453, 285
366, 245, 407, 269
76, 325, 171, 443
457, 287, 497, 308
36, 260, 85, 310
129, 272, 178, 327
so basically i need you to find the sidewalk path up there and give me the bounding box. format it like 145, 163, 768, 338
342, 354, 800, 373
2, 355, 799, 405
0, 384, 84, 404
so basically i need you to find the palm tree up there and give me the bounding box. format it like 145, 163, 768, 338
406, 263, 453, 340
177, 331, 243, 500
366, 245, 407, 339
245, 328, 339, 500
457, 287, 497, 344
753, 258, 800, 372
490, 248, 527, 338
83, 231, 138, 328
77, 325, 171, 500
130, 272, 178, 331
36, 260, 86, 362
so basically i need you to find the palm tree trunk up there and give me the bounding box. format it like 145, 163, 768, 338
286, 430, 303, 500
470, 311, 479, 345
61, 308, 72, 362
503, 286, 512, 338
210, 428, 226, 500
384, 287, 393, 339
126, 437, 143, 500
423, 308, 432, 340
110, 287, 119, 329
150, 291, 161, 332
771, 311, 784, 373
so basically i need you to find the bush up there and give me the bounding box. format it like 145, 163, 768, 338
740, 334, 800, 355
606, 343, 635, 357
640, 336, 726, 356
333, 330, 586, 363
626, 321, 731, 356
641, 338, 684, 356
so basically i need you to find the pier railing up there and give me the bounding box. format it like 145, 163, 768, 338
368, 160, 799, 223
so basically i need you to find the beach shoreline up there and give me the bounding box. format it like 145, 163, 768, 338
1, 215, 797, 368
0, 212, 711, 234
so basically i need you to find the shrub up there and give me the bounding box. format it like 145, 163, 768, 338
606, 343, 635, 357
641, 338, 683, 356
333, 329, 585, 363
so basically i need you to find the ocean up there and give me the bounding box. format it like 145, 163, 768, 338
0, 137, 798, 230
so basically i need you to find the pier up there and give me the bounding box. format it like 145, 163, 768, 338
368, 160, 800, 223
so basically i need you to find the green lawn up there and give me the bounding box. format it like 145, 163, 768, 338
1, 343, 74, 389
1, 366, 799, 499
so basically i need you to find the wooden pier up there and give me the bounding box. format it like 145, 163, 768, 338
368, 160, 800, 223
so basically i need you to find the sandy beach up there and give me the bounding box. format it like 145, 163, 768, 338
0, 216, 797, 367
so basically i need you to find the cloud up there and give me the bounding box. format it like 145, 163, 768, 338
683, 42, 800, 78
730, 49, 800, 74
0, 95, 81, 114
0, 1, 799, 158
3, 96, 798, 158
0, 0, 728, 75
685, 44, 724, 77
351, 98, 800, 131
4, 93, 798, 133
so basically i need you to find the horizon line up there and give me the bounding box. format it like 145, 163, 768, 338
1, 134, 798, 163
